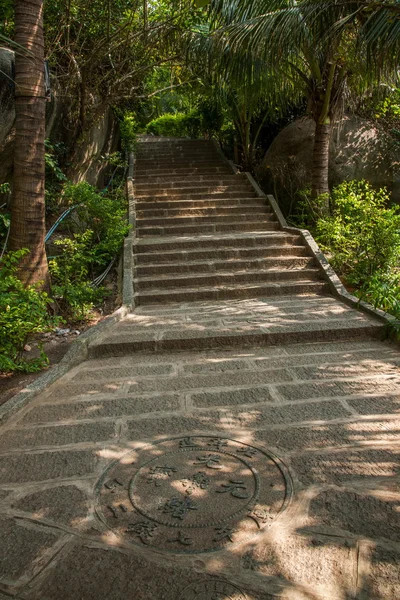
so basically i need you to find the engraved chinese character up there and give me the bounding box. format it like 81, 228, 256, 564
213, 526, 235, 543
126, 521, 157, 544
167, 530, 194, 546
179, 437, 199, 448
207, 438, 228, 450
237, 446, 258, 458
194, 454, 223, 469
160, 496, 199, 520
181, 471, 211, 495
107, 503, 129, 519
104, 478, 124, 493
216, 479, 250, 499
247, 505, 272, 528
147, 466, 177, 486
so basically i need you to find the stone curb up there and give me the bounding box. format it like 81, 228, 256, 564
211, 139, 239, 175
244, 171, 397, 328
0, 160, 136, 427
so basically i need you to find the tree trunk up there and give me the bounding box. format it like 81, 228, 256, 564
9, 0, 49, 288
311, 120, 331, 213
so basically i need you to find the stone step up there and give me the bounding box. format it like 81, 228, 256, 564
135, 155, 220, 165
136, 204, 272, 218
137, 191, 258, 202
137, 221, 280, 236
134, 177, 247, 189
136, 268, 322, 291
136, 167, 233, 177
136, 159, 224, 167
134, 232, 303, 253
134, 281, 328, 304
136, 212, 276, 228
134, 245, 310, 264
135, 185, 253, 198
135, 256, 316, 277
134, 174, 246, 184
88, 319, 382, 356
135, 198, 268, 211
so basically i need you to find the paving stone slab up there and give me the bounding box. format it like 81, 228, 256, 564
22, 543, 266, 600
219, 400, 351, 430
240, 531, 357, 600
191, 387, 275, 408
0, 450, 97, 484
0, 422, 116, 450
12, 485, 89, 528
44, 381, 127, 402
277, 378, 400, 402
126, 413, 219, 438
292, 361, 400, 380
309, 489, 400, 543
360, 546, 400, 600
290, 448, 400, 486
22, 395, 182, 424
0, 518, 61, 591
347, 396, 400, 415
255, 419, 400, 452
127, 369, 293, 395
72, 364, 174, 381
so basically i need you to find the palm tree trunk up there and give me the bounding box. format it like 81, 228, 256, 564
9, 0, 49, 287
311, 120, 331, 212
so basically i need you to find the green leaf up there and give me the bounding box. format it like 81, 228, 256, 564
195, 0, 210, 8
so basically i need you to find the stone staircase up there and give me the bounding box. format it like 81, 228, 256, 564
89, 137, 383, 357
133, 138, 328, 305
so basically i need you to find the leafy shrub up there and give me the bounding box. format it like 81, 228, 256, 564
49, 182, 129, 322
146, 111, 202, 138
359, 271, 400, 317
119, 113, 138, 152
316, 180, 400, 286
0, 250, 58, 373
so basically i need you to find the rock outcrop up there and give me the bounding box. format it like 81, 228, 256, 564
256, 116, 400, 213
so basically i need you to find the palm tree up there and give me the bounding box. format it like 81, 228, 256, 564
198, 0, 399, 211
9, 0, 49, 287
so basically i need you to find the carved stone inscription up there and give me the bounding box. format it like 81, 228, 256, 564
95, 436, 292, 554
178, 579, 249, 600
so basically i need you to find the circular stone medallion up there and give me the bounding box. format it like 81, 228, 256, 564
95, 436, 292, 554
178, 580, 248, 600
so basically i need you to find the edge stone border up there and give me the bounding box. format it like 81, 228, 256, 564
244, 170, 396, 328
0, 156, 136, 426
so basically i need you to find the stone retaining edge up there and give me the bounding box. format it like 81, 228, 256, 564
244, 171, 397, 328
0, 157, 136, 426
211, 139, 239, 175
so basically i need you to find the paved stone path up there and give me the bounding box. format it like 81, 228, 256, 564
0, 139, 399, 600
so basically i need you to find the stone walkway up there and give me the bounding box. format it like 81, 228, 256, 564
0, 139, 399, 600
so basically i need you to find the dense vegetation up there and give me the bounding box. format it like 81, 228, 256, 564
0, 0, 399, 371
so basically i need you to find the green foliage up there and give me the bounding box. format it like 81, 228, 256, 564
290, 188, 330, 227
146, 111, 201, 138
49, 182, 129, 322
119, 113, 138, 153
0, 250, 59, 373
359, 271, 400, 316
44, 139, 68, 214
316, 180, 400, 286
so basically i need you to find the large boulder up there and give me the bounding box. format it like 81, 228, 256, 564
256, 116, 400, 213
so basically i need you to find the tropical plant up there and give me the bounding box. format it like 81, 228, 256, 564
316, 180, 400, 285
0, 250, 58, 372
193, 0, 400, 209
